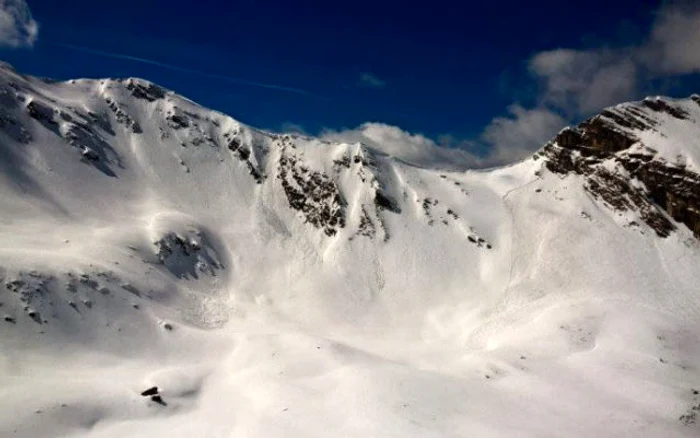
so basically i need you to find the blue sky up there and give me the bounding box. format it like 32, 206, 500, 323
2, 0, 700, 166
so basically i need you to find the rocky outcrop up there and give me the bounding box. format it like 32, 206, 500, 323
542, 97, 700, 238
125, 80, 166, 102
105, 97, 141, 133
154, 231, 222, 279
277, 147, 346, 237
224, 131, 265, 183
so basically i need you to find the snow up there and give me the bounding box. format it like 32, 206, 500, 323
1, 64, 700, 437
610, 96, 700, 172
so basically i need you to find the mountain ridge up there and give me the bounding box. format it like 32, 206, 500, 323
1, 63, 700, 437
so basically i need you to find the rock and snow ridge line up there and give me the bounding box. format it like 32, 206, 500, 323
3, 62, 700, 242
540, 94, 700, 238
0, 63, 499, 244
1, 62, 700, 437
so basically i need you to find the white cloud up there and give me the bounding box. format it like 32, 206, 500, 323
318, 3, 700, 171
529, 49, 638, 114
0, 0, 38, 48
480, 105, 567, 165
319, 113, 567, 170
528, 2, 700, 116
321, 123, 479, 170
643, 3, 700, 75
359, 73, 386, 89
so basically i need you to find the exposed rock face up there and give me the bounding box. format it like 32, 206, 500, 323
374, 190, 401, 214
541, 96, 700, 238
277, 145, 346, 237
154, 231, 222, 279
105, 97, 141, 133
225, 131, 265, 183
125, 80, 166, 102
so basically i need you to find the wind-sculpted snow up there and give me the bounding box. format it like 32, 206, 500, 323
1, 63, 700, 437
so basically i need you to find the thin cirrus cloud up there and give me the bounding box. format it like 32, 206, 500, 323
49, 42, 312, 96
359, 72, 386, 89
0, 0, 38, 48
3, 0, 310, 96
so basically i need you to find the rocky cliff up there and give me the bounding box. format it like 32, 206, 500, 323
540, 95, 700, 238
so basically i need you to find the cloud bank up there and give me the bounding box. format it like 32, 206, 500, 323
0, 0, 37, 48
320, 109, 566, 171
530, 4, 700, 115
322, 122, 479, 170
322, 2, 700, 170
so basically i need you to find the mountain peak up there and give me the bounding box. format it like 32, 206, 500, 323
539, 94, 700, 238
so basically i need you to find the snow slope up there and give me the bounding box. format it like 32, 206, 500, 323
0, 63, 699, 437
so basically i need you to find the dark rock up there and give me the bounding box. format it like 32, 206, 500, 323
26, 100, 56, 125
224, 133, 265, 183
155, 234, 199, 263
81, 146, 100, 161
333, 155, 352, 169
642, 97, 689, 120
27, 309, 41, 324
87, 111, 115, 136
140, 386, 159, 396
150, 395, 167, 406
680, 403, 700, 426
374, 191, 401, 214
237, 147, 250, 161
278, 151, 346, 236
125, 81, 165, 102
356, 207, 376, 238
227, 137, 241, 152
167, 113, 189, 129
105, 97, 141, 134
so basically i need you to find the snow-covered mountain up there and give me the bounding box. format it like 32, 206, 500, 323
1, 62, 699, 437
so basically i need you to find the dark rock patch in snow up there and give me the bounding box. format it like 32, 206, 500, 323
125, 80, 166, 102
105, 97, 142, 134
225, 131, 265, 183
278, 148, 346, 237
374, 191, 401, 214
140, 386, 159, 396
154, 231, 223, 279
642, 97, 689, 120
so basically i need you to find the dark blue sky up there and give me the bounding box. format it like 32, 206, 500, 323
3, 0, 696, 147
